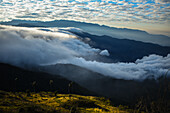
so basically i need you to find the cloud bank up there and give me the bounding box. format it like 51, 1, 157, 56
0, 25, 100, 66
0, 25, 169, 80
59, 54, 170, 80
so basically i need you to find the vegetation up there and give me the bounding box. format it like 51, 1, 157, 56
134, 75, 170, 113
0, 90, 135, 113
0, 64, 169, 113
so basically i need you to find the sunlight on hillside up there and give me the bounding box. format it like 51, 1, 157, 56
0, 90, 137, 113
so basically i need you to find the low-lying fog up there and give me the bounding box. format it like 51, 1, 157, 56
0, 25, 170, 81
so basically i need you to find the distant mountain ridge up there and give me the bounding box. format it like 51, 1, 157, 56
0, 19, 148, 33
1, 19, 170, 46
69, 31, 170, 62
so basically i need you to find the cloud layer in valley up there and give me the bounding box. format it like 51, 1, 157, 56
58, 55, 170, 80
0, 25, 169, 80
0, 25, 100, 66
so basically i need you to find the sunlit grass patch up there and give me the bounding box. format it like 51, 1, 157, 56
0, 90, 134, 113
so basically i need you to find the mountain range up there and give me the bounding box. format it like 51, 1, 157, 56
1, 19, 170, 46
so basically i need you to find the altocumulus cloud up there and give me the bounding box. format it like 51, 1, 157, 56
0, 0, 170, 25
0, 25, 169, 80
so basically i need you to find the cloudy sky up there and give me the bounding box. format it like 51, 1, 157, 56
0, 0, 170, 36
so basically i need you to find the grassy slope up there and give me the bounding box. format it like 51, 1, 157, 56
0, 63, 169, 113
0, 90, 136, 113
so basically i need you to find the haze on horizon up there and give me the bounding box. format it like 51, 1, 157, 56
0, 0, 170, 36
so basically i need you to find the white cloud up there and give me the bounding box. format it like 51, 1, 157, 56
58, 54, 170, 80
0, 0, 169, 25
155, 0, 170, 3
100, 50, 110, 56
0, 25, 100, 66
0, 25, 169, 81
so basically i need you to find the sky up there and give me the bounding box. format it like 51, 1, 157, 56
0, 0, 170, 36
